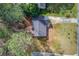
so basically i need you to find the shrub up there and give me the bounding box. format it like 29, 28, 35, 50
0, 22, 9, 39
0, 48, 4, 55
7, 32, 33, 56
0, 29, 9, 38
71, 4, 77, 17
0, 40, 4, 56
47, 3, 74, 13
46, 3, 76, 17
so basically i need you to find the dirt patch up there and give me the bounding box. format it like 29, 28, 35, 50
48, 23, 77, 55
32, 37, 51, 52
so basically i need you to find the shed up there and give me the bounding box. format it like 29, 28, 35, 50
32, 16, 49, 37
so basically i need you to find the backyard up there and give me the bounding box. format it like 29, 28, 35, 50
0, 3, 77, 56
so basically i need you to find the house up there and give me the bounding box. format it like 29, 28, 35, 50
32, 16, 49, 37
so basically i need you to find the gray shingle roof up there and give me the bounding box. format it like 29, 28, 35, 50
32, 16, 48, 36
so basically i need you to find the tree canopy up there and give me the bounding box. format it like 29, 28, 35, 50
20, 3, 40, 16
0, 4, 24, 23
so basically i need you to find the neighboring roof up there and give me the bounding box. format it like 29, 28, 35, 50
38, 3, 46, 9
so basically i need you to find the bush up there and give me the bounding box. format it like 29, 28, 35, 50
71, 4, 77, 17
7, 32, 33, 56
0, 39, 4, 56
0, 4, 24, 23
46, 3, 76, 17
47, 3, 74, 13
0, 48, 4, 55
0, 22, 9, 39
20, 3, 40, 16
0, 29, 9, 38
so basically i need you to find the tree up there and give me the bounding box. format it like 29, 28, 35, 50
20, 3, 40, 16
0, 4, 24, 24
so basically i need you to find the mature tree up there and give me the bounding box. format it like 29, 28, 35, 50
0, 4, 24, 24
20, 3, 40, 16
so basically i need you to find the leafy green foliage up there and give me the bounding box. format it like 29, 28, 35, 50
47, 3, 74, 13
7, 32, 32, 56
0, 4, 24, 23
0, 29, 9, 38
41, 3, 77, 17
0, 48, 4, 55
71, 4, 77, 17
0, 22, 9, 39
20, 3, 40, 16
